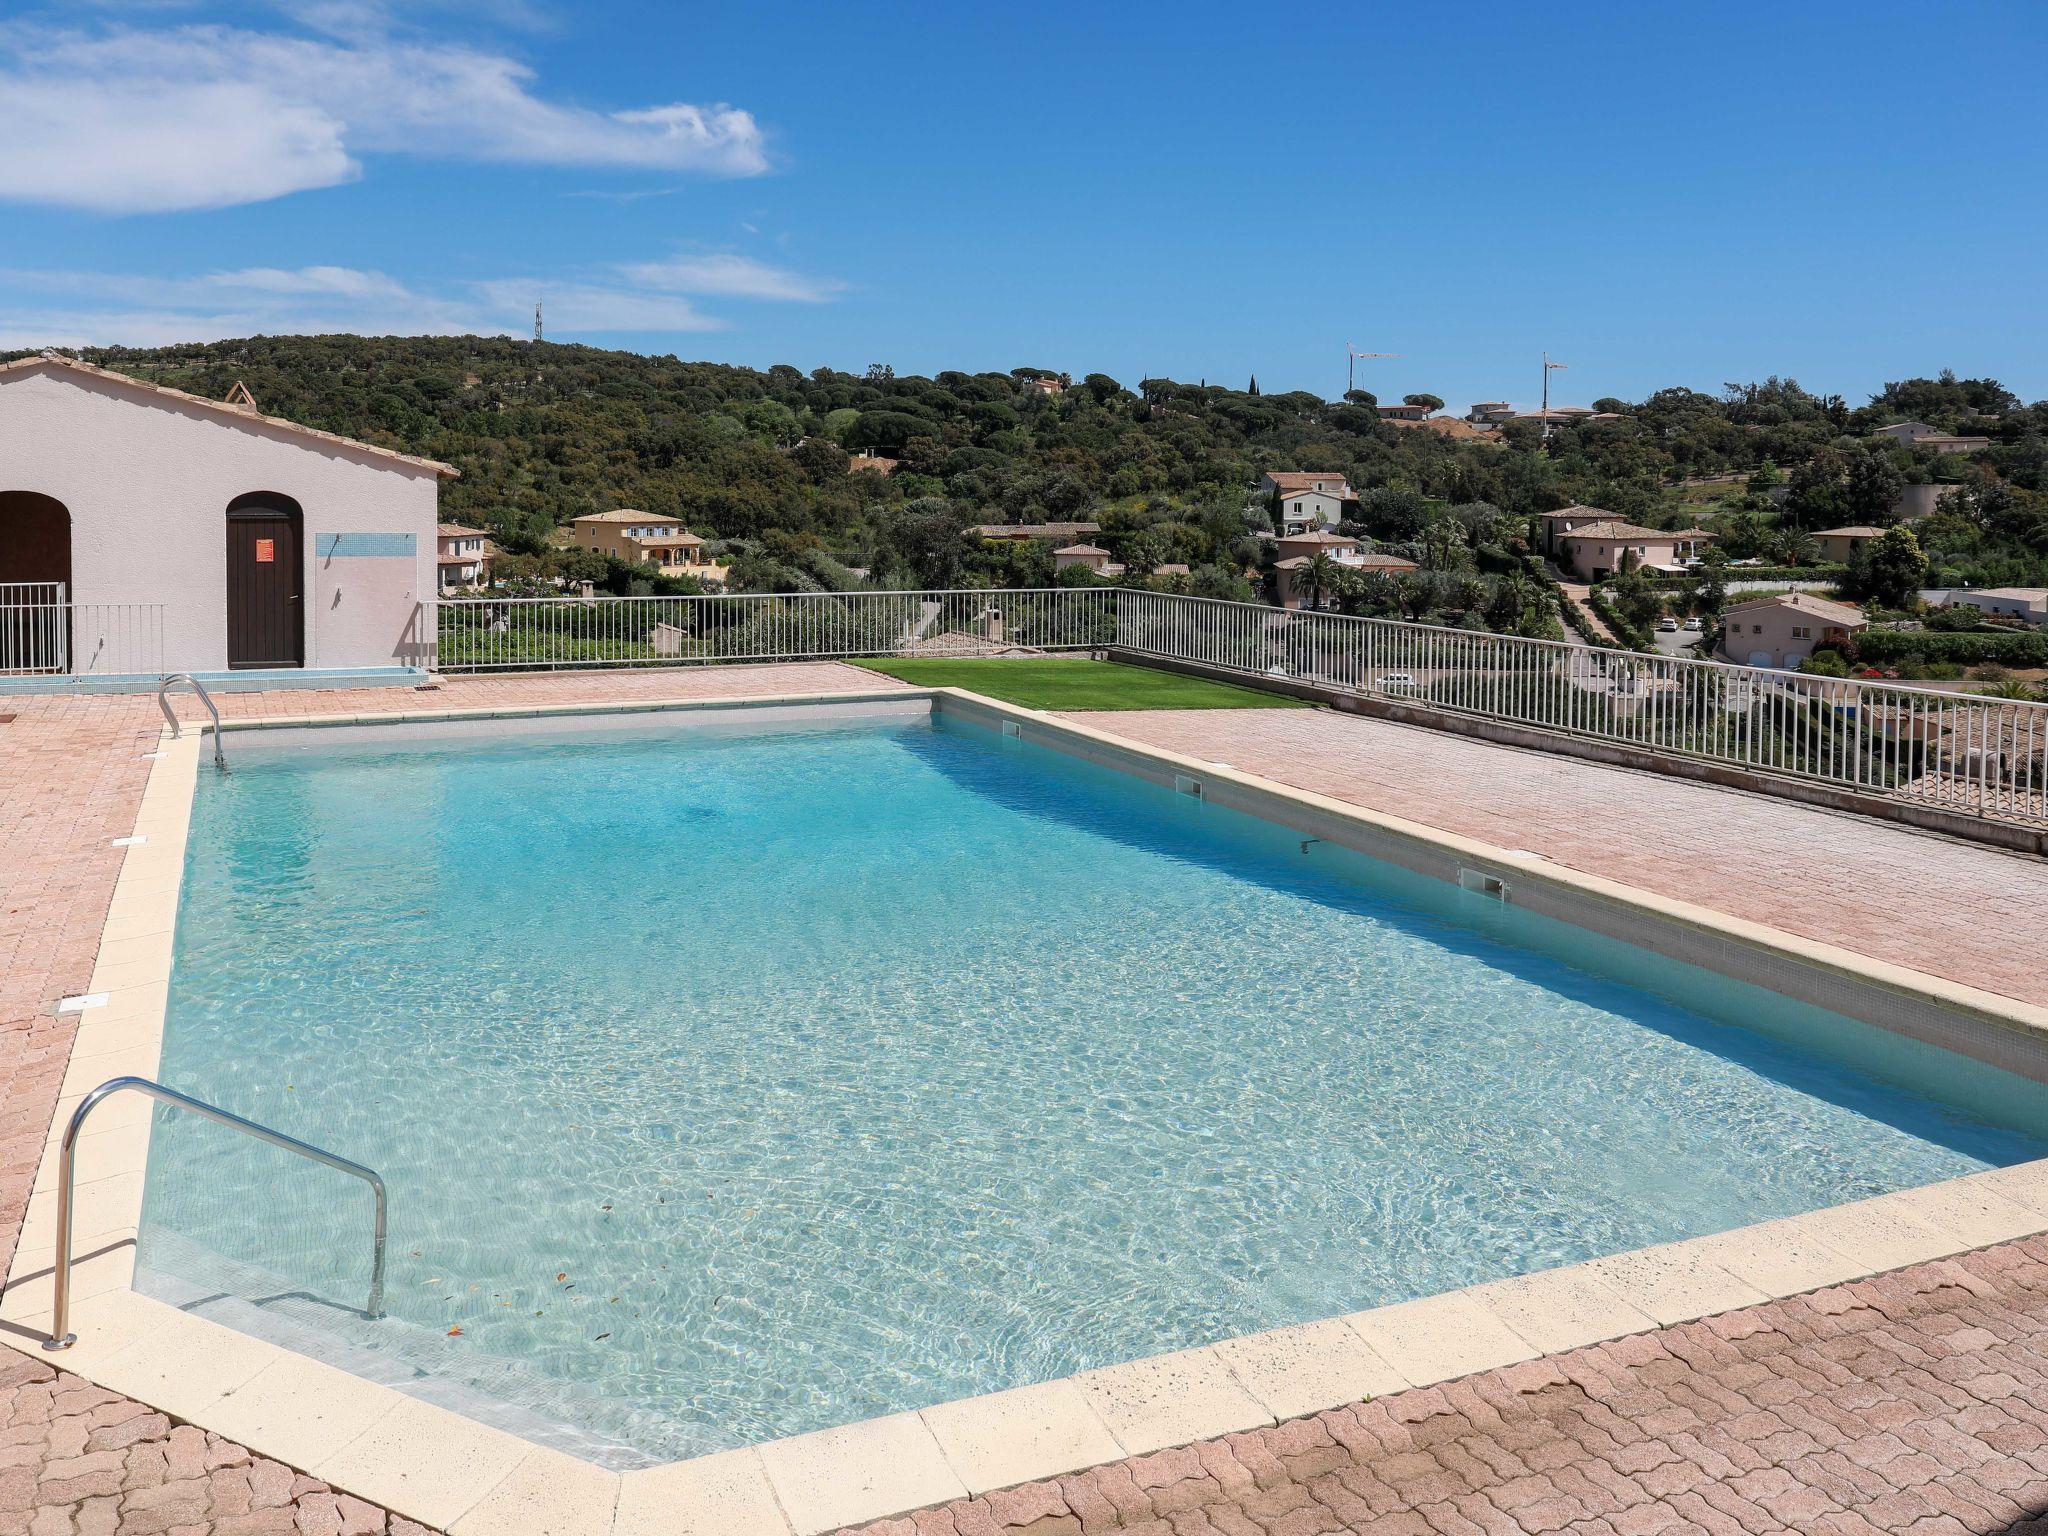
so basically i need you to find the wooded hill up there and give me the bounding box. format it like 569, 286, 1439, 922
12, 336, 2045, 597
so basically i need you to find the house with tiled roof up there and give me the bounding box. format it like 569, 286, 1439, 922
1718, 592, 1868, 669
435, 523, 493, 592
571, 510, 721, 579
1053, 542, 1124, 577
1556, 520, 1696, 582
1254, 472, 1357, 535
1810, 526, 1886, 564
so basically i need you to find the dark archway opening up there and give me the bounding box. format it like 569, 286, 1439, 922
0, 491, 74, 671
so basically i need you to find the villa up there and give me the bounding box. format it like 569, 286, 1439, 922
971, 520, 1103, 544
1718, 590, 1868, 667
1254, 471, 1355, 535
570, 509, 720, 577
0, 352, 450, 678
436, 523, 494, 591
1555, 520, 1695, 580
1052, 541, 1125, 576
1876, 420, 1994, 452
1810, 525, 1886, 563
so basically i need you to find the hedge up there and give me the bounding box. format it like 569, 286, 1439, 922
1853, 629, 2048, 665
1639, 565, 1847, 588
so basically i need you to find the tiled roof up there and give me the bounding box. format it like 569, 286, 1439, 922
1811, 526, 1885, 538
0, 352, 459, 478
1559, 520, 1676, 542
1263, 471, 1350, 491
574, 509, 685, 525
436, 522, 488, 537
1722, 592, 1867, 626
971, 521, 1102, 540
1055, 543, 1110, 556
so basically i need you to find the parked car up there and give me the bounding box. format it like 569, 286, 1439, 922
1656, 618, 1679, 633
1374, 673, 1422, 692
1682, 617, 1703, 631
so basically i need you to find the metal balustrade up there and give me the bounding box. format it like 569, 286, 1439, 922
0, 600, 164, 678
434, 588, 1116, 672
1114, 590, 2048, 832
427, 585, 2048, 833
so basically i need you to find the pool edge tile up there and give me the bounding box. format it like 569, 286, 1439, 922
1074, 1345, 1275, 1459
919, 1376, 1127, 1496
615, 1447, 793, 1536
447, 1447, 622, 1536
1210, 1316, 1413, 1423
756, 1411, 967, 1535
316, 1394, 537, 1532
1341, 1290, 1543, 1388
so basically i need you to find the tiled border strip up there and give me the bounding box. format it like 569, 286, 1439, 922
3, 687, 2046, 1536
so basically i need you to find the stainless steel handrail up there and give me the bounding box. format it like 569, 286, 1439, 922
157, 674, 228, 771
41, 1076, 385, 1349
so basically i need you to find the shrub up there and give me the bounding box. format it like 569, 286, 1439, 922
1853, 629, 2048, 666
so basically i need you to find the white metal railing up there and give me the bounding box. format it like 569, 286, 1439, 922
0, 602, 165, 678
1115, 590, 2048, 832
435, 588, 1116, 672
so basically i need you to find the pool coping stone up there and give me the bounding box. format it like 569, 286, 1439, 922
6, 685, 2048, 1536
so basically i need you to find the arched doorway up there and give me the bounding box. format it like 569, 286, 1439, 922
0, 491, 73, 672
225, 491, 305, 669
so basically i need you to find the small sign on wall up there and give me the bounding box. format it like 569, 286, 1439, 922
254, 538, 276, 563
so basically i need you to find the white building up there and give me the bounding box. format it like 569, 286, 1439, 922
1949, 588, 2047, 627
0, 353, 452, 680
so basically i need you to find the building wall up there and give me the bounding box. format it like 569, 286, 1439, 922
1812, 533, 1876, 563
1277, 491, 1345, 531
1562, 537, 1680, 581
0, 364, 440, 672
1955, 593, 2047, 626
1720, 609, 1852, 668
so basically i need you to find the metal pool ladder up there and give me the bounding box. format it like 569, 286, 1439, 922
41, 1076, 386, 1350
156, 674, 228, 772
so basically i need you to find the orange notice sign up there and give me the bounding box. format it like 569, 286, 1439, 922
254, 538, 275, 563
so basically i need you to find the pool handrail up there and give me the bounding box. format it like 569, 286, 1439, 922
156, 674, 227, 771
41, 1075, 386, 1350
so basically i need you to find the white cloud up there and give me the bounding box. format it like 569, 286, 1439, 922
615, 254, 844, 303
0, 20, 769, 214
0, 251, 844, 345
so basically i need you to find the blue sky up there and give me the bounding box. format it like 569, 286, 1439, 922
3, 0, 2044, 412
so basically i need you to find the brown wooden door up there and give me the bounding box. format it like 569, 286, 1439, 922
226, 504, 303, 668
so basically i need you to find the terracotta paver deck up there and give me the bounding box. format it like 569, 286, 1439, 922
843, 1239, 2048, 1536
1081, 707, 2048, 1010
1, 666, 2045, 1535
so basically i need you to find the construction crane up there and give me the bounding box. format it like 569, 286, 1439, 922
1346, 344, 1401, 400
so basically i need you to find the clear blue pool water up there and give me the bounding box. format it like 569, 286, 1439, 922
137, 708, 2048, 1463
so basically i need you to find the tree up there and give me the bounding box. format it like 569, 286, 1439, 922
1248, 375, 1259, 396
1859, 525, 1929, 608
1782, 451, 1850, 528
1403, 393, 1445, 415
1294, 551, 1338, 611
1844, 444, 1905, 523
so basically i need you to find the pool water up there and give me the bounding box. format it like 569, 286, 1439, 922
137, 709, 2048, 1463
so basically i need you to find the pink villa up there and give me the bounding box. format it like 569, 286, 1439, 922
1556, 520, 1708, 581
0, 352, 451, 678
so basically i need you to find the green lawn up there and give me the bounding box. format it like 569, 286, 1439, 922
850, 657, 1308, 711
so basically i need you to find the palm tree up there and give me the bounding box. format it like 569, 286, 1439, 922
1295, 551, 1339, 611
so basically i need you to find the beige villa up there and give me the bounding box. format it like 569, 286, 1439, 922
1273, 532, 1418, 608
1810, 526, 1885, 563
570, 510, 721, 578
1718, 592, 1867, 669
1053, 542, 1125, 576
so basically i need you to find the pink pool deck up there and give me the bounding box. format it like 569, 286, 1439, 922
2, 663, 2047, 1536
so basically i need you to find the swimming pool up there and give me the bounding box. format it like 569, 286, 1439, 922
135, 703, 2048, 1465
